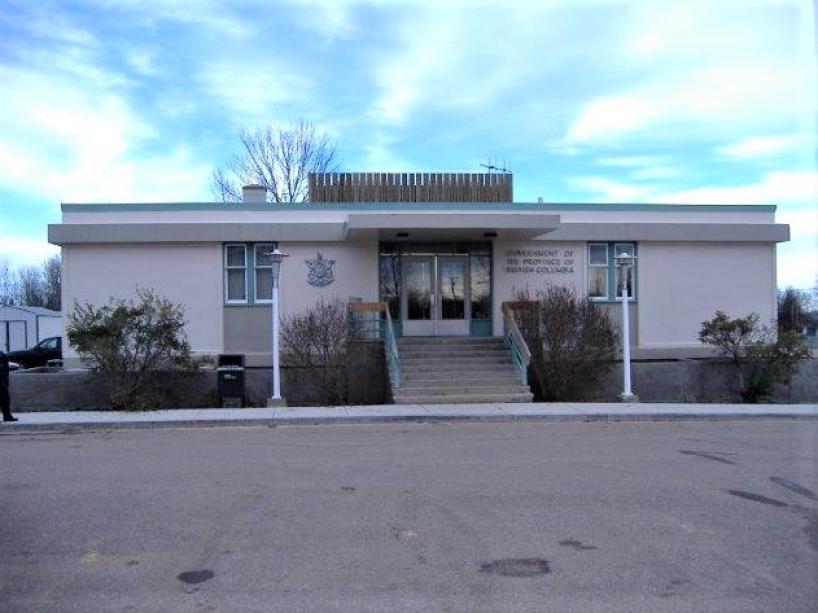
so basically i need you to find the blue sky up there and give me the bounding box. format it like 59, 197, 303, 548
0, 0, 815, 288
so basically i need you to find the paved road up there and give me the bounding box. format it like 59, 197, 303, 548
1, 421, 816, 612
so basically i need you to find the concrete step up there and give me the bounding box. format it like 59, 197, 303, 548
401, 363, 517, 379
402, 374, 521, 385
400, 348, 509, 359
398, 338, 506, 347
401, 357, 513, 369
397, 384, 531, 395
393, 392, 535, 404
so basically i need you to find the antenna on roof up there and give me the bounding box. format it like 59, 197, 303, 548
480, 158, 511, 174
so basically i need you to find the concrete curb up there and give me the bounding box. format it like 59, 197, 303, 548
2, 411, 817, 434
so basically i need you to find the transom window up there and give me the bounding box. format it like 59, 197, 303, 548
224, 243, 277, 305
587, 242, 637, 301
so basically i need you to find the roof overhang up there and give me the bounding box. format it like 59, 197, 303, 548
345, 212, 561, 241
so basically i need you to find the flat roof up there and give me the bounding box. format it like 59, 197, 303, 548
61, 201, 778, 213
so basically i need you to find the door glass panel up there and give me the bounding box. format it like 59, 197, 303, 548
405, 260, 432, 320
439, 259, 466, 320
470, 255, 490, 320
379, 254, 401, 319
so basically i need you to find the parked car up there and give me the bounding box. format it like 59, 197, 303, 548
6, 336, 62, 369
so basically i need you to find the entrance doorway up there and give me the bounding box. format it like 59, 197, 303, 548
402, 255, 469, 336
380, 243, 491, 337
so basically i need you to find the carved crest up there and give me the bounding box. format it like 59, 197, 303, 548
305, 252, 335, 287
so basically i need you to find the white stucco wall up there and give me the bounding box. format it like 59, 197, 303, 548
278, 242, 379, 316
62, 243, 224, 358
637, 242, 777, 348
492, 241, 585, 335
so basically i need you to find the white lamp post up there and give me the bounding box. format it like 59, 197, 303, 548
614, 250, 638, 403
267, 247, 289, 407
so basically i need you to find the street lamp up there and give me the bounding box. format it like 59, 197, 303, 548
614, 250, 638, 403
268, 247, 289, 407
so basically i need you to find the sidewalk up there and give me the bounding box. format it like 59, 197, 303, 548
2, 402, 817, 433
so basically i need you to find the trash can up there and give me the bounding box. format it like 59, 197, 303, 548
217, 354, 245, 408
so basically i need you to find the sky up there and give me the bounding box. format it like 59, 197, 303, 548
0, 0, 815, 288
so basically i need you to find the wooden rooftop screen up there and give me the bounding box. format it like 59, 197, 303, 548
308, 172, 512, 203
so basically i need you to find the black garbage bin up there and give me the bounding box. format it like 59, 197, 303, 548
217, 354, 245, 408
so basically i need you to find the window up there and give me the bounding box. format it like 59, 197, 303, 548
470, 254, 491, 320
587, 242, 637, 301
224, 243, 280, 305
379, 254, 401, 319
225, 244, 247, 303
254, 243, 275, 302
588, 243, 608, 299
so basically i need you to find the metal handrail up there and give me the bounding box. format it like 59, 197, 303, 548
502, 302, 531, 385
347, 301, 402, 389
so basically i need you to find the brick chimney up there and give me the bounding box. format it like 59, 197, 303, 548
242, 184, 267, 203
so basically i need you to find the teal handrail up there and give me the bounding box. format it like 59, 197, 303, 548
502, 302, 531, 386
382, 307, 402, 389
348, 301, 401, 389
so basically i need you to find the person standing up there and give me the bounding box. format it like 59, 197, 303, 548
0, 349, 17, 422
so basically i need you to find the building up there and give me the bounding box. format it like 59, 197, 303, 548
48, 172, 788, 402
0, 305, 63, 352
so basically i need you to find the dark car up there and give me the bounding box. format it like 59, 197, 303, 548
7, 336, 62, 369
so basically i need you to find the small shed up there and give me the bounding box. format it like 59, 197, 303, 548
0, 305, 63, 352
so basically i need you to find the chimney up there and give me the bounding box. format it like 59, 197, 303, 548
242, 184, 267, 203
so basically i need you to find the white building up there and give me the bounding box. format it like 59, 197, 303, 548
0, 305, 63, 352
48, 172, 787, 401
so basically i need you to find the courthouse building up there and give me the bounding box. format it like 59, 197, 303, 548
48, 172, 788, 401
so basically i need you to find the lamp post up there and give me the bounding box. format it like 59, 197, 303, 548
268, 247, 289, 407
614, 250, 638, 403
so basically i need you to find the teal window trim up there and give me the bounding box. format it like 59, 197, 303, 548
224, 243, 248, 304
253, 243, 276, 304
223, 242, 278, 306
588, 241, 637, 302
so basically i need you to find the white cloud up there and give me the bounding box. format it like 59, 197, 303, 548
0, 65, 212, 203
716, 134, 805, 159
96, 0, 259, 38
200, 58, 313, 122
563, 62, 809, 147
0, 236, 60, 268
565, 177, 649, 202
649, 171, 818, 205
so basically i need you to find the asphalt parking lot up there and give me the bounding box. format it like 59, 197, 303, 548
1, 420, 816, 612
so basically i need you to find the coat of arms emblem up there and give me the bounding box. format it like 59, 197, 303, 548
305, 252, 335, 287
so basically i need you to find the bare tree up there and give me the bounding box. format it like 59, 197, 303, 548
211, 119, 339, 203
510, 286, 619, 401
0, 259, 16, 306
42, 255, 61, 311
17, 266, 45, 307
280, 298, 348, 404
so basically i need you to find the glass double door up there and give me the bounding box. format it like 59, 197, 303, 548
402, 255, 469, 336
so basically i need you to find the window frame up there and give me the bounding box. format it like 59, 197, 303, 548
587, 241, 637, 302
253, 243, 276, 304
223, 242, 280, 306
224, 243, 248, 305
587, 242, 610, 301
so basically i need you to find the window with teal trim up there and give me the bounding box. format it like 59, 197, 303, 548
224, 244, 247, 303
587, 242, 637, 301
224, 242, 278, 305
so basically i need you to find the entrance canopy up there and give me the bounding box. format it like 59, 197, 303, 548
346, 212, 560, 242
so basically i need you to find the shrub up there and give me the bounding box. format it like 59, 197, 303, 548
511, 286, 619, 401
66, 289, 198, 410
699, 310, 810, 403
280, 298, 348, 405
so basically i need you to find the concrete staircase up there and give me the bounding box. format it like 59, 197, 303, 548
394, 337, 534, 404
